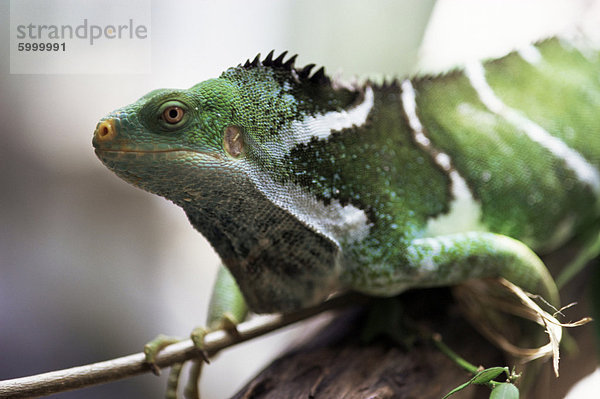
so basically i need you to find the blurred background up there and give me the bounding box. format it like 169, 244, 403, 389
1, 0, 599, 397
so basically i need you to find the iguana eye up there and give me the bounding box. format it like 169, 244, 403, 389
162, 106, 185, 124
156, 100, 189, 129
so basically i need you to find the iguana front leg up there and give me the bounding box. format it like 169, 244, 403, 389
355, 232, 559, 307
145, 265, 248, 398
186, 266, 248, 397
206, 265, 249, 330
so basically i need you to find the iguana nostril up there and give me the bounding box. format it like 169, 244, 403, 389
95, 119, 116, 142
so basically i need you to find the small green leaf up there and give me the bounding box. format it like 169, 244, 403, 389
490, 383, 519, 399
443, 366, 514, 399
442, 381, 472, 399
472, 367, 508, 385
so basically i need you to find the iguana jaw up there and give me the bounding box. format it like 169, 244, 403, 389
93, 118, 232, 205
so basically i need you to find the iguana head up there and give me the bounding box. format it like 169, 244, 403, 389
93, 52, 370, 312
93, 51, 360, 199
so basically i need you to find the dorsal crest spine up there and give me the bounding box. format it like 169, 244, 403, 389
241, 50, 331, 86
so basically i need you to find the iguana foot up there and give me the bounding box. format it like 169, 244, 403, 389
165, 362, 184, 399
190, 327, 210, 362
183, 359, 203, 399
143, 334, 181, 375
144, 331, 211, 399
151, 266, 248, 398
208, 312, 243, 337
182, 320, 240, 399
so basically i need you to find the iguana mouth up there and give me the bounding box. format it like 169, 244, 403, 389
95, 148, 192, 153
94, 147, 223, 161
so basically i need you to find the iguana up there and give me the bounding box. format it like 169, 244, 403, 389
93, 38, 600, 391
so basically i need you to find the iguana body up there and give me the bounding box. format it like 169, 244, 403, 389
93, 38, 600, 314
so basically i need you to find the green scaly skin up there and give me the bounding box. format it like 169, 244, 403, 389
93, 39, 600, 314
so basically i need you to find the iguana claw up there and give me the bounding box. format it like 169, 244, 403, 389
143, 334, 181, 375
190, 327, 210, 363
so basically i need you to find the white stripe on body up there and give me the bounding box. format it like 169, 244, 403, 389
401, 79, 487, 236
517, 44, 543, 65
465, 61, 600, 195
271, 86, 374, 159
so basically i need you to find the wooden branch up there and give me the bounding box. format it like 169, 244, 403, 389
0, 294, 363, 399
231, 290, 505, 399
231, 291, 596, 399
1, 246, 596, 399
232, 248, 598, 399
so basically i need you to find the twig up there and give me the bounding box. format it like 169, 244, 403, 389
431, 333, 480, 375
0, 293, 364, 399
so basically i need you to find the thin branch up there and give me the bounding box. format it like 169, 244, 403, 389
430, 333, 480, 375
0, 294, 364, 399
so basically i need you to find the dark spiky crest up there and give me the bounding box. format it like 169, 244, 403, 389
374, 77, 401, 90
241, 50, 331, 86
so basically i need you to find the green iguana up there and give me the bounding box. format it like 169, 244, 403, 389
92, 38, 600, 391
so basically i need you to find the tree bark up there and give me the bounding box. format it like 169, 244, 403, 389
232, 247, 598, 399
